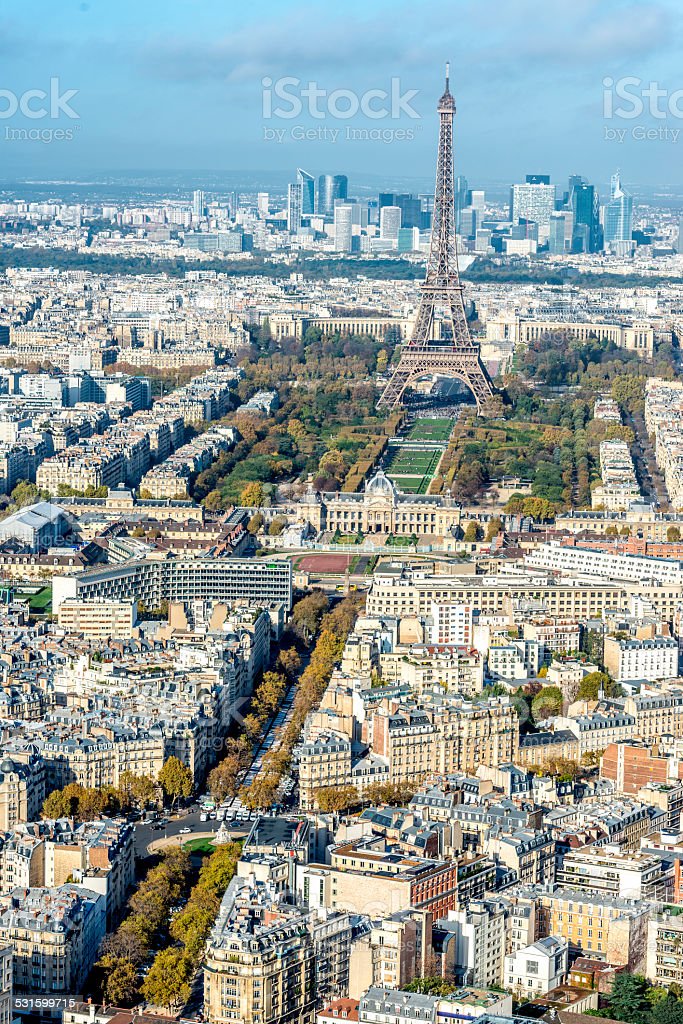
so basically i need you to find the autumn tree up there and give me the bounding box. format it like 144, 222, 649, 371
318, 449, 347, 479
203, 489, 225, 511
207, 756, 241, 803
141, 947, 193, 1012
247, 511, 264, 535
240, 481, 264, 507
118, 771, 156, 811
253, 671, 287, 717
290, 589, 329, 643
158, 757, 193, 808
241, 773, 280, 810
315, 785, 359, 813
365, 781, 417, 806
268, 515, 288, 536
485, 517, 503, 541
98, 953, 138, 1007
276, 646, 301, 678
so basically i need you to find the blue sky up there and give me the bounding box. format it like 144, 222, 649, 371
1, 0, 682, 193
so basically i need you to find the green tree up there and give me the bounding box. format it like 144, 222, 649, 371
607, 973, 651, 1024
577, 671, 615, 701
531, 686, 563, 722
158, 757, 193, 808
364, 781, 417, 806
463, 521, 482, 543
11, 480, 47, 507
405, 976, 456, 996
649, 996, 683, 1024
667, 526, 681, 543
170, 886, 219, 960
141, 947, 193, 1012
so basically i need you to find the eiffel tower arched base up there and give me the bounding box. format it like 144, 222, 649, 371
378, 345, 495, 413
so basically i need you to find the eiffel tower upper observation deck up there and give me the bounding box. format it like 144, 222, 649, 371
378, 66, 496, 412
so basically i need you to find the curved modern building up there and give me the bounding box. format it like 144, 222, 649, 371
317, 174, 348, 217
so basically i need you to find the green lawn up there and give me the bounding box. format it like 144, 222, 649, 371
182, 837, 216, 854
14, 585, 52, 614
386, 535, 415, 547
406, 417, 454, 442
384, 446, 442, 494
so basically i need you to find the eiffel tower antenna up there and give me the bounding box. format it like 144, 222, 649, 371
378, 67, 495, 413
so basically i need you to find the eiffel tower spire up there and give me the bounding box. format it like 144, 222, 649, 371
378, 67, 495, 412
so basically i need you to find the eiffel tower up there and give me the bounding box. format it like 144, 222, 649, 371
378, 66, 495, 412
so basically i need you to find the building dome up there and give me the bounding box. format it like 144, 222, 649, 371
0, 758, 14, 774
365, 470, 397, 499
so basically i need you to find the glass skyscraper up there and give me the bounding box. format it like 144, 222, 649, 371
604, 171, 633, 244
296, 168, 315, 216
571, 181, 602, 252
287, 182, 302, 233
317, 174, 348, 217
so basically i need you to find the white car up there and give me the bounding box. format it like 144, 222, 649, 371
179, 827, 192, 834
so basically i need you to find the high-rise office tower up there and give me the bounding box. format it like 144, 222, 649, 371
526, 174, 551, 185
380, 205, 402, 241
379, 193, 422, 229
192, 189, 205, 218
287, 183, 303, 234
333, 204, 354, 252
257, 193, 269, 218
548, 213, 567, 254
455, 175, 468, 233
604, 170, 633, 245
296, 168, 315, 215
678, 216, 683, 254
317, 174, 348, 216
510, 181, 555, 234
571, 181, 602, 252
469, 190, 485, 216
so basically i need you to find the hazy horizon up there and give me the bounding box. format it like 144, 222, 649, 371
1, 0, 682, 193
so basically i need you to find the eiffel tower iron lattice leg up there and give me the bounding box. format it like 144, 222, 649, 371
378, 66, 496, 414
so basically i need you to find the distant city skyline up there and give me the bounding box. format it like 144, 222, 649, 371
1, 0, 682, 186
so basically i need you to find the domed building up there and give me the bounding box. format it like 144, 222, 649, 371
298, 469, 464, 538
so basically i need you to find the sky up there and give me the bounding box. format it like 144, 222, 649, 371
1, 0, 682, 195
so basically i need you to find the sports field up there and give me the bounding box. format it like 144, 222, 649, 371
384, 446, 442, 494
406, 417, 454, 442
296, 553, 356, 573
